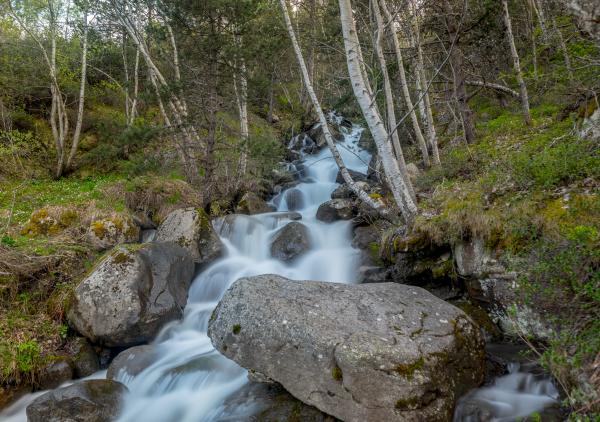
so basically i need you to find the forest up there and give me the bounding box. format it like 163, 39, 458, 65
0, 0, 598, 421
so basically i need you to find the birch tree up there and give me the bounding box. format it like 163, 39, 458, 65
339, 0, 418, 223
370, 0, 415, 201
502, 0, 532, 126
378, 0, 430, 168
66, 7, 88, 170
233, 56, 249, 179
278, 0, 387, 216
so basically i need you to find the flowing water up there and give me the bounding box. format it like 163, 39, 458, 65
0, 117, 560, 422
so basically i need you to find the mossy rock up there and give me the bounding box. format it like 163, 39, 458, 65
21, 206, 80, 237
87, 213, 140, 251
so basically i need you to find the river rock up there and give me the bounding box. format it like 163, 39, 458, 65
67, 242, 195, 347
26, 379, 128, 422
335, 168, 367, 184
236, 192, 274, 215
155, 207, 223, 265
38, 358, 74, 390
70, 338, 100, 378
208, 275, 486, 422
87, 213, 140, 251
107, 345, 156, 381
283, 188, 304, 211
316, 199, 355, 222
307, 122, 344, 147
270, 222, 311, 261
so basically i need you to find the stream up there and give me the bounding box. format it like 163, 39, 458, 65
0, 118, 560, 422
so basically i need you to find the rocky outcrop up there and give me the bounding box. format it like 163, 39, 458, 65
316, 199, 355, 222
270, 222, 311, 261
70, 338, 99, 378
155, 208, 223, 265
67, 242, 195, 347
107, 345, 156, 381
208, 275, 485, 422
87, 213, 140, 251
236, 192, 274, 215
26, 380, 128, 422
306, 122, 344, 147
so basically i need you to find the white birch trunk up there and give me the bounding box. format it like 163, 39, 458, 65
339, 0, 418, 223
67, 10, 88, 169
234, 58, 249, 178
371, 0, 416, 201
279, 0, 388, 215
379, 0, 430, 168
502, 0, 532, 126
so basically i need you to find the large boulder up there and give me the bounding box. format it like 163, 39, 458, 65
283, 188, 304, 211
306, 123, 344, 147
208, 275, 485, 422
236, 192, 274, 215
26, 379, 128, 422
270, 222, 311, 262
67, 242, 195, 347
87, 213, 140, 251
155, 208, 223, 265
316, 199, 356, 222
107, 345, 157, 381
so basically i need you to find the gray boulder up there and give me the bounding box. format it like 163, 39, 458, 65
316, 199, 355, 222
70, 338, 100, 378
283, 188, 304, 211
107, 345, 156, 381
26, 379, 128, 422
307, 123, 344, 147
236, 192, 274, 215
155, 208, 223, 265
208, 275, 485, 422
67, 242, 195, 347
270, 222, 311, 262
38, 359, 74, 390
335, 168, 367, 184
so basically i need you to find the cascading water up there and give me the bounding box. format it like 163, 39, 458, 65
113, 119, 370, 422
0, 116, 560, 422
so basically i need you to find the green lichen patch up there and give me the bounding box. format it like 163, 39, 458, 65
395, 357, 425, 380
331, 365, 343, 381
232, 324, 241, 335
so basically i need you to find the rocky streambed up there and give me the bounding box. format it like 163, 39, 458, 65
0, 115, 563, 422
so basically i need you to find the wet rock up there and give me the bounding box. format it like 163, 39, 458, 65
316, 199, 355, 222
107, 345, 156, 381
208, 275, 486, 422
38, 358, 74, 390
351, 225, 379, 251
217, 381, 336, 422
132, 212, 156, 230
270, 222, 310, 262
155, 208, 223, 265
358, 265, 390, 283
26, 379, 128, 422
335, 168, 367, 184
357, 129, 375, 153
306, 122, 344, 147
67, 242, 195, 347
331, 182, 371, 200
87, 213, 140, 251
283, 188, 304, 211
141, 229, 156, 243
288, 133, 318, 154
71, 338, 100, 378
236, 192, 274, 215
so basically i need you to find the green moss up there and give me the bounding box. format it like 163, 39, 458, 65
395, 396, 420, 410
91, 221, 107, 239
331, 365, 343, 381
112, 250, 133, 265
395, 357, 425, 380
232, 324, 241, 335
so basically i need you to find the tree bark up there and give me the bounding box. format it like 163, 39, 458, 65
338, 0, 418, 223
279, 0, 388, 216
379, 0, 430, 168
67, 9, 88, 170
234, 57, 249, 179
371, 0, 416, 201
443, 0, 476, 143
502, 0, 533, 126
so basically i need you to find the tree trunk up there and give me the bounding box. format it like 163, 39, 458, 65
371, 0, 416, 201
409, 1, 441, 165
338, 0, 418, 223
379, 0, 430, 168
443, 0, 476, 144
552, 18, 574, 79
279, 0, 388, 216
234, 58, 249, 179
67, 10, 88, 170
502, 0, 532, 126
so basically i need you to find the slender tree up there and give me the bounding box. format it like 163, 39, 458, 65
502, 0, 532, 126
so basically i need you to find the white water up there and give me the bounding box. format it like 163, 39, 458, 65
0, 118, 560, 422
114, 120, 370, 422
